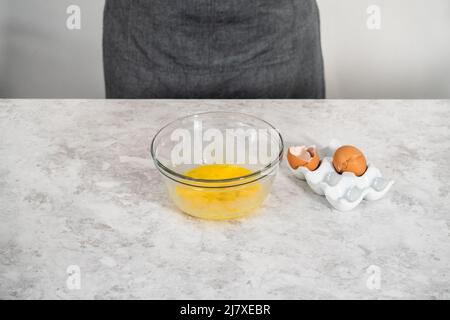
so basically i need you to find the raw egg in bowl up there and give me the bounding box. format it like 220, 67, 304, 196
150, 112, 284, 220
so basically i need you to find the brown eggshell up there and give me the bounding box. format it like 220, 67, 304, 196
332, 145, 367, 177
287, 146, 320, 171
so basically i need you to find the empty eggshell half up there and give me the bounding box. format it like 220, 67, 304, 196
287, 146, 320, 171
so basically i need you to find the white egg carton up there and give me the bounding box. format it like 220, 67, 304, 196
289, 140, 394, 211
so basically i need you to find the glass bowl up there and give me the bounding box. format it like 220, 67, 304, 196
151, 112, 284, 220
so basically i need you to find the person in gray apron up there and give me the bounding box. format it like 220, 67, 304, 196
103, 0, 325, 99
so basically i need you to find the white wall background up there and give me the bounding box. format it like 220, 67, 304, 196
318, 0, 450, 98
0, 0, 105, 98
0, 0, 449, 98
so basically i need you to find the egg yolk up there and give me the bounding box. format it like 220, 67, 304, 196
174, 164, 265, 220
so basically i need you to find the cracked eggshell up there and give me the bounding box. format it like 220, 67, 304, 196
287, 145, 320, 171
332, 145, 367, 177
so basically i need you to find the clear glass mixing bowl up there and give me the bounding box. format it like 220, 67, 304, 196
151, 112, 284, 220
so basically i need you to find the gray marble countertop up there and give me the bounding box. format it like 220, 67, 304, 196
0, 99, 449, 299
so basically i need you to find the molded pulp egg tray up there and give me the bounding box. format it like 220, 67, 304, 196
289, 140, 394, 212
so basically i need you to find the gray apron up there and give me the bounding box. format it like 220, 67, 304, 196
103, 0, 325, 98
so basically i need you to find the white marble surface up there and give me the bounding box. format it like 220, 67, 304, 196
0, 99, 449, 300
